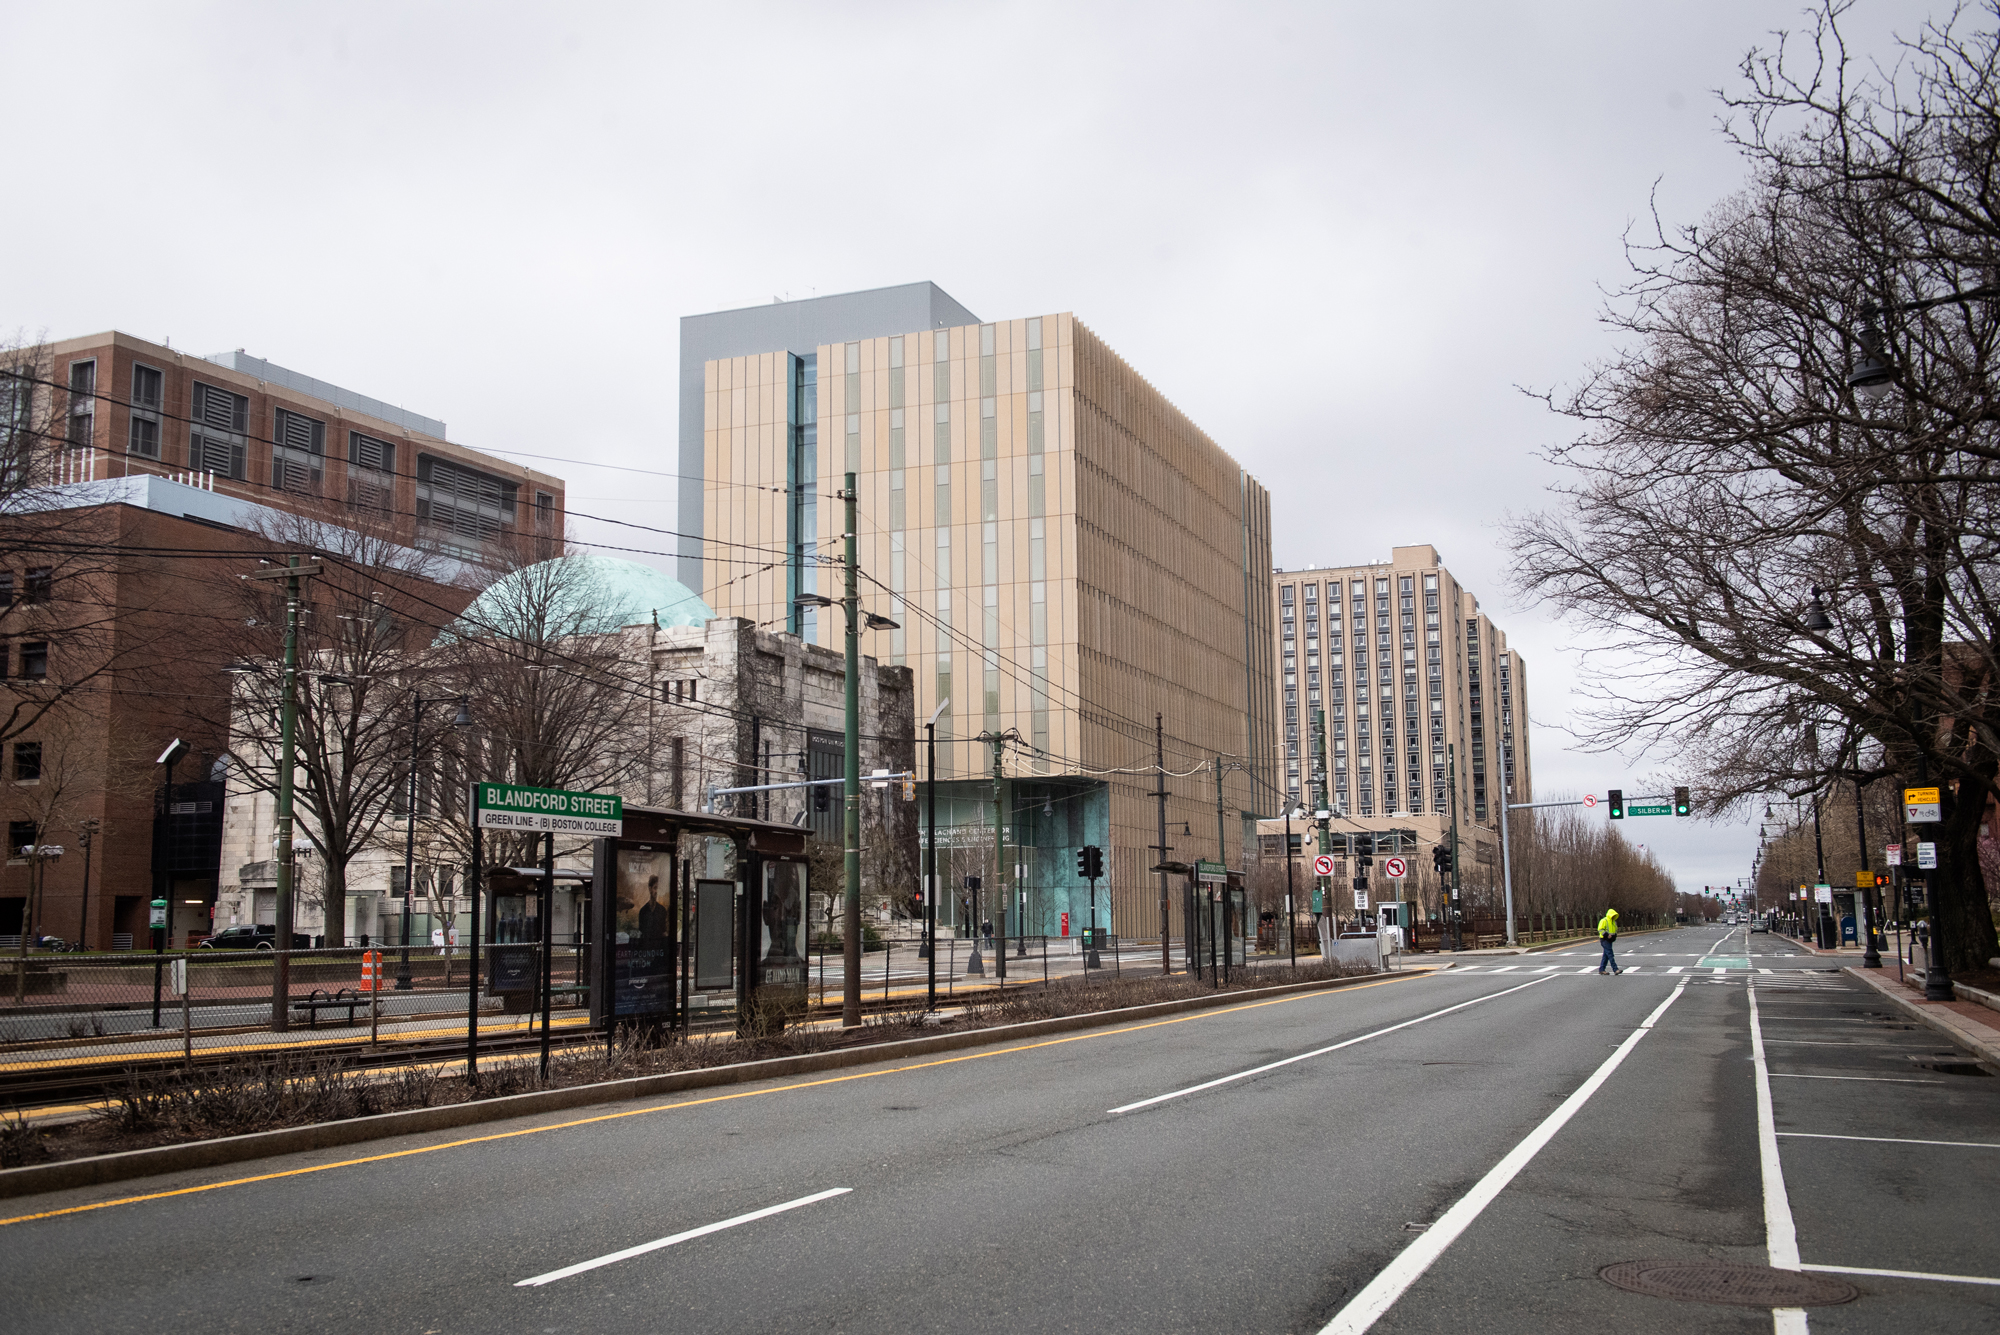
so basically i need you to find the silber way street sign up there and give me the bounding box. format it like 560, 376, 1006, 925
473, 782, 624, 836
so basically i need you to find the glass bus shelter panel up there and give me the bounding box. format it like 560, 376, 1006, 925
608, 845, 675, 1024
695, 878, 735, 991
758, 860, 807, 988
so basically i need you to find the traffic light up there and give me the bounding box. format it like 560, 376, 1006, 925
1433, 844, 1452, 874
1075, 845, 1104, 879
1673, 786, 1691, 817
1353, 833, 1374, 861
1607, 788, 1625, 819
902, 775, 917, 801
1077, 848, 1090, 878
813, 785, 830, 813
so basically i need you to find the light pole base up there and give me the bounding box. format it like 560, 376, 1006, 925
965, 947, 985, 977
394, 976, 414, 991
1925, 969, 1955, 1002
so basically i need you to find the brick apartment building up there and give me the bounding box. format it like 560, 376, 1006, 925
0, 332, 565, 948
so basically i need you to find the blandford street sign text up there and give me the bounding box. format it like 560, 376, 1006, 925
474, 782, 624, 836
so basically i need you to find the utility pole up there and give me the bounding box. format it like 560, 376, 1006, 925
1213, 754, 1227, 881
1153, 713, 1170, 975
980, 728, 1019, 981
841, 473, 863, 1028
246, 556, 321, 1031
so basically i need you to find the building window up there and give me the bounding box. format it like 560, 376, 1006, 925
67, 360, 96, 448
12, 741, 39, 782
19, 641, 47, 680
272, 408, 325, 492
536, 491, 554, 529
190, 382, 249, 478
129, 364, 163, 458
23, 567, 50, 604
417, 453, 517, 548
347, 432, 396, 512
7, 820, 35, 859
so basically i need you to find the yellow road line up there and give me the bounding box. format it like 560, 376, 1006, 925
0, 974, 1416, 1227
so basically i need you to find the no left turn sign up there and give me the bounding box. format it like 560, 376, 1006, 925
1582, 794, 1598, 809
1313, 855, 1335, 877
1384, 856, 1407, 879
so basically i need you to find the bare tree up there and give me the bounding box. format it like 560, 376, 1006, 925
434, 549, 650, 874
0, 338, 191, 748
217, 502, 465, 944
1509, 3, 2000, 973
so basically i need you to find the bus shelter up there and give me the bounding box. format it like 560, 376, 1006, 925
587, 804, 810, 1038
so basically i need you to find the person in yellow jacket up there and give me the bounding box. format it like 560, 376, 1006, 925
1597, 908, 1622, 975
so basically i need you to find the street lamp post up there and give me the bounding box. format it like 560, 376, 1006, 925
399, 693, 472, 990
75, 818, 99, 952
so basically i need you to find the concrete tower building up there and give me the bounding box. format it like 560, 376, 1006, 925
681, 284, 1278, 938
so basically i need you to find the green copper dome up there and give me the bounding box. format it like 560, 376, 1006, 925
441, 553, 714, 643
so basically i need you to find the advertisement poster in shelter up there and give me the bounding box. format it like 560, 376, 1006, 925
611, 846, 673, 1020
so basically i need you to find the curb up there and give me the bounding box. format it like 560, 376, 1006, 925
0, 968, 1402, 1201
1842, 966, 2000, 1071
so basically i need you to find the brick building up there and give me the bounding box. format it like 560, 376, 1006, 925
0, 333, 564, 948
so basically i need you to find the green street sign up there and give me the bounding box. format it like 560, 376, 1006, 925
1626, 803, 1672, 817
473, 782, 624, 835
1196, 859, 1226, 884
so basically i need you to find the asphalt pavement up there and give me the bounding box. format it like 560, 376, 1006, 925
4, 924, 1994, 1333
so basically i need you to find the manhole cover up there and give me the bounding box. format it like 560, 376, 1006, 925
1600, 1260, 1858, 1307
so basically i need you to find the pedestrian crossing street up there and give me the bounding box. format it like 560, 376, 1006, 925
1445, 960, 1843, 980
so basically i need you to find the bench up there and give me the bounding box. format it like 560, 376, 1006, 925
290, 988, 365, 1029
1476, 934, 1507, 949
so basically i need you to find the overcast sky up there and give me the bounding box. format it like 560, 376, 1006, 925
1, 0, 1940, 893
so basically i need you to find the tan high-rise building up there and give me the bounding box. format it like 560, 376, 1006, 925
685, 284, 1278, 938
1266, 547, 1530, 903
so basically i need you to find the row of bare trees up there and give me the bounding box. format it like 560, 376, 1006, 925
1504, 806, 1679, 926
1509, 2, 2000, 972
217, 507, 656, 941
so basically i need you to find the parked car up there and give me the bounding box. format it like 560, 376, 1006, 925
1749, 919, 1768, 933
196, 925, 311, 950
